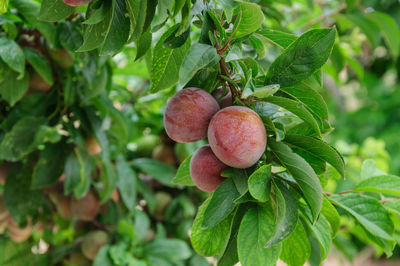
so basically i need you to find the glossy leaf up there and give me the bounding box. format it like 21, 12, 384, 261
330, 193, 394, 241
38, 0, 74, 22
0, 36, 25, 76
191, 198, 233, 256
171, 155, 195, 186
280, 221, 311, 266
0, 60, 29, 106
256, 29, 297, 49
202, 178, 240, 229
281, 82, 328, 121
268, 182, 298, 245
263, 96, 321, 137
269, 140, 322, 222
321, 196, 340, 238
355, 175, 400, 196
150, 24, 191, 92
179, 43, 220, 86
233, 2, 264, 38
283, 135, 345, 177
238, 205, 282, 266
248, 164, 272, 202
265, 28, 336, 87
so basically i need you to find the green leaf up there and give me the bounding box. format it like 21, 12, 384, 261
265, 28, 336, 87
11, 0, 57, 46
164, 25, 191, 49
135, 30, 152, 61
0, 116, 46, 161
215, 0, 236, 21
280, 221, 311, 266
77, 1, 113, 52
238, 205, 282, 266
131, 158, 176, 187
171, 155, 195, 186
0, 0, 8, 14
360, 159, 386, 181
0, 36, 25, 77
269, 140, 322, 222
269, 182, 298, 245
0, 60, 29, 106
191, 198, 233, 256
217, 205, 248, 266
256, 29, 297, 49
247, 84, 280, 99
384, 200, 400, 216
93, 246, 114, 266
31, 143, 67, 189
330, 193, 394, 241
346, 11, 380, 48
4, 163, 44, 224
369, 11, 400, 58
64, 148, 92, 198
283, 135, 345, 177
281, 82, 329, 121
99, 0, 130, 55
38, 0, 75, 22
145, 239, 191, 261
202, 178, 240, 229
83, 2, 107, 25
77, 0, 130, 54
248, 164, 271, 202
57, 22, 83, 51
233, 2, 264, 38
150, 24, 191, 92
179, 43, 220, 86
23, 47, 53, 85
301, 213, 332, 260
354, 175, 400, 196
116, 157, 137, 211
321, 196, 340, 238
98, 160, 117, 204
262, 96, 321, 137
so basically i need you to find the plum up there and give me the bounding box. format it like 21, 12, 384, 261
208, 106, 266, 168
164, 88, 219, 143
81, 230, 108, 260
7, 217, 32, 243
86, 137, 101, 155
49, 192, 72, 220
49, 49, 74, 69
28, 70, 51, 92
190, 145, 227, 192
152, 144, 177, 166
212, 86, 233, 108
70, 191, 99, 221
62, 0, 91, 6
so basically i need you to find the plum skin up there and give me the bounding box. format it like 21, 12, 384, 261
208, 106, 266, 168
62, 0, 91, 6
164, 88, 220, 143
70, 191, 99, 221
190, 145, 227, 192
212, 86, 233, 108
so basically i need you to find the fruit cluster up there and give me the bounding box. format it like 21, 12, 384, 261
164, 87, 267, 192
